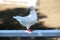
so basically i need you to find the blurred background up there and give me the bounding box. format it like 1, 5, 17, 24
0, 0, 60, 40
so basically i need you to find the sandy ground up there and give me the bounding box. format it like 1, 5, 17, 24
0, 0, 60, 40
40, 0, 60, 28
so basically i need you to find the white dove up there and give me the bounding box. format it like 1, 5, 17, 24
13, 6, 37, 31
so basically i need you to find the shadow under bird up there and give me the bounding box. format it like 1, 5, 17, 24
13, 6, 37, 32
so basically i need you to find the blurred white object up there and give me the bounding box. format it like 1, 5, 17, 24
0, 0, 13, 4
27, 0, 37, 6
13, 6, 37, 30
0, 0, 37, 6
0, 0, 4, 3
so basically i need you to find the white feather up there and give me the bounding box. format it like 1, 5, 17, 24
13, 6, 37, 29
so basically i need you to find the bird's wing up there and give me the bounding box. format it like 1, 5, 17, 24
13, 6, 37, 22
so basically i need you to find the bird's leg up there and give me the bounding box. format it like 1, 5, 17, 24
27, 27, 30, 30
26, 26, 33, 32
26, 25, 30, 30
25, 25, 33, 33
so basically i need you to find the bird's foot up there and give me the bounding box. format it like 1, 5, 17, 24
25, 29, 33, 33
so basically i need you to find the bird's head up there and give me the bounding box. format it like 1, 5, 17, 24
30, 6, 34, 10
